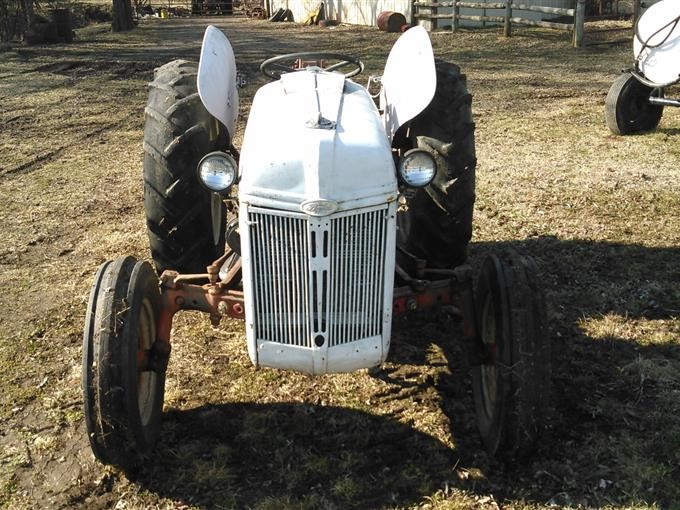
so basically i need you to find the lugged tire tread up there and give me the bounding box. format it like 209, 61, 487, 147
143, 59, 227, 274
398, 60, 477, 269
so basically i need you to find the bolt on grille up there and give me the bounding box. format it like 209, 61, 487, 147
248, 205, 389, 348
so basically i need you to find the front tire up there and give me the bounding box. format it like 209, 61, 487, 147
471, 253, 550, 459
605, 73, 663, 135
82, 256, 166, 470
143, 59, 227, 274
398, 60, 476, 269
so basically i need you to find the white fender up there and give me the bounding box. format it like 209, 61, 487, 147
634, 0, 680, 85
198, 25, 239, 138
380, 26, 437, 142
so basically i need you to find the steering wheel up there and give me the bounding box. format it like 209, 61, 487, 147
260, 52, 364, 80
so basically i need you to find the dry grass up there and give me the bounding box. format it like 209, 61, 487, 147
0, 16, 678, 509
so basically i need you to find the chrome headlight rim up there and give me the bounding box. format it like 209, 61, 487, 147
397, 148, 437, 188
196, 151, 238, 194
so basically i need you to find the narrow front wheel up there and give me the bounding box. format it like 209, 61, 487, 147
471, 253, 550, 459
82, 256, 167, 470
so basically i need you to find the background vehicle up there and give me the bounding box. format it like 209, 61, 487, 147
606, 0, 680, 135
82, 25, 550, 470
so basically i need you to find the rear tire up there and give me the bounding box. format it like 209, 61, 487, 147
605, 73, 663, 135
471, 253, 550, 460
398, 60, 476, 269
82, 256, 166, 470
143, 59, 227, 274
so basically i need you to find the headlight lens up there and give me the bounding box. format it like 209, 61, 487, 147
398, 149, 437, 188
197, 152, 237, 193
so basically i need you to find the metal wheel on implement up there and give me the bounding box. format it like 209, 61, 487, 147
605, 73, 663, 135
471, 253, 551, 459
82, 256, 168, 470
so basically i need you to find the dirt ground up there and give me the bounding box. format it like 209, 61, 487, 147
0, 15, 679, 510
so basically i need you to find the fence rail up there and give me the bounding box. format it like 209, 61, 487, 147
412, 0, 587, 47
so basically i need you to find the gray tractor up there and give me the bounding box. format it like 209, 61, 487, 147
82, 26, 550, 470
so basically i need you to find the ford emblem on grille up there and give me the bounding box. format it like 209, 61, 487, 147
301, 199, 339, 216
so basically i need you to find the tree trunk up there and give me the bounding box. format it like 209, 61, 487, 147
0, 0, 10, 42
22, 0, 33, 27
112, 0, 134, 32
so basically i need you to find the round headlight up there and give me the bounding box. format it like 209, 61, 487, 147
197, 152, 237, 193
398, 149, 437, 188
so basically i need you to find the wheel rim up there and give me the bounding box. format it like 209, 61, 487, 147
631, 92, 652, 122
624, 81, 661, 130
137, 296, 157, 427
479, 294, 498, 420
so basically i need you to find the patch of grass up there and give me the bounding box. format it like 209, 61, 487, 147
331, 474, 363, 499
0, 479, 19, 506
0, 445, 30, 506
581, 315, 680, 345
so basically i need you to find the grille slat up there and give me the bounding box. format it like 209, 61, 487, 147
346, 215, 354, 342
272, 216, 283, 342
302, 220, 311, 345
374, 211, 386, 336
361, 215, 368, 338
249, 206, 387, 348
367, 212, 377, 336
254, 215, 269, 340
291, 220, 300, 346
330, 219, 340, 343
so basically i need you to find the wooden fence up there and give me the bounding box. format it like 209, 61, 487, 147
412, 0, 587, 47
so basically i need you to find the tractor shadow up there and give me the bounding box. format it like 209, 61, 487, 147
132, 237, 679, 509
382, 237, 680, 507
656, 127, 680, 136
133, 401, 458, 509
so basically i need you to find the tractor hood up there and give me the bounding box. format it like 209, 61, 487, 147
238, 70, 398, 212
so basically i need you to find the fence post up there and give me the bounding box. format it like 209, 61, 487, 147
432, 0, 438, 31
411, 0, 416, 26
452, 0, 459, 32
504, 0, 512, 37
573, 0, 585, 48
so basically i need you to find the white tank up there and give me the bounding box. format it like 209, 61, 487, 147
634, 0, 680, 85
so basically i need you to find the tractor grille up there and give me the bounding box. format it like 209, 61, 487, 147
248, 205, 389, 347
